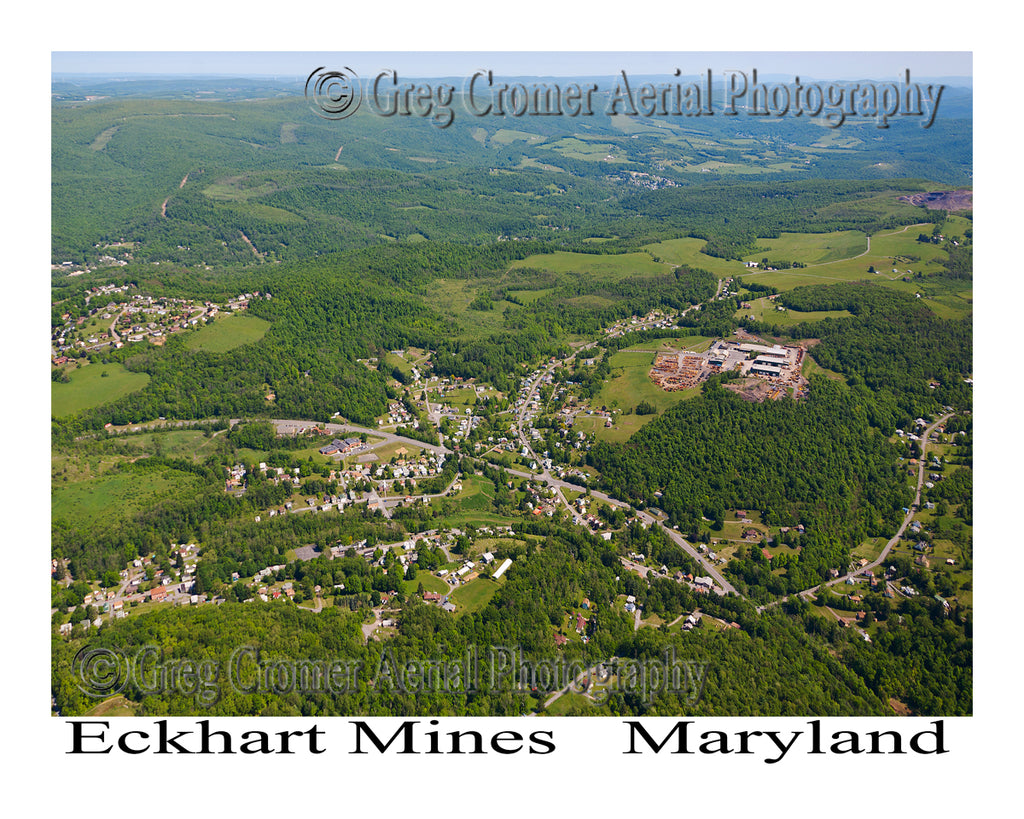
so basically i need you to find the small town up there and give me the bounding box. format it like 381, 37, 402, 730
52, 294, 967, 655
51, 285, 267, 360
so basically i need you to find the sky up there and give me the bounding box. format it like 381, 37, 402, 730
51, 51, 972, 81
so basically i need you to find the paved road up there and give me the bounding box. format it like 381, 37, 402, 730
508, 335, 734, 593
640, 513, 737, 595
505, 348, 951, 603
538, 664, 600, 712
267, 419, 452, 458
506, 300, 737, 594
284, 475, 458, 521
502, 464, 736, 595
108, 306, 126, 343
375, 475, 460, 510
758, 412, 953, 612
513, 355, 597, 525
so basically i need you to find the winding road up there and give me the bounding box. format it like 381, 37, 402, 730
757, 412, 953, 612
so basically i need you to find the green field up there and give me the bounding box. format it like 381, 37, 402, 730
738, 224, 948, 292
883, 275, 973, 320
681, 159, 770, 175
490, 128, 546, 146
509, 250, 669, 278
184, 314, 270, 352
470, 537, 526, 559
517, 156, 565, 173
802, 355, 848, 383
89, 125, 119, 152
53, 470, 198, 529
450, 576, 500, 615
737, 296, 853, 326
383, 352, 414, 377
52, 362, 150, 417
504, 288, 555, 304
810, 131, 864, 149
547, 137, 620, 161
362, 441, 423, 463
232, 202, 305, 225
852, 537, 888, 563
434, 474, 523, 528
423, 223, 967, 345
436, 386, 500, 409
77, 313, 115, 339
110, 429, 224, 462
439, 510, 521, 529
745, 230, 867, 265
589, 339, 711, 442
867, 225, 949, 267
942, 215, 973, 238
644, 224, 962, 299
202, 175, 281, 201
421, 278, 515, 340
234, 447, 272, 464
403, 573, 449, 596
234, 440, 347, 468
644, 237, 760, 277
616, 336, 714, 353
447, 474, 497, 512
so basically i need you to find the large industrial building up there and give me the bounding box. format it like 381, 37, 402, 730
650, 339, 807, 397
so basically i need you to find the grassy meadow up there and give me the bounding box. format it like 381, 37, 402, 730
184, 314, 270, 353
52, 363, 150, 418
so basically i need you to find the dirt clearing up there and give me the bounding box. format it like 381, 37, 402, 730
898, 190, 972, 211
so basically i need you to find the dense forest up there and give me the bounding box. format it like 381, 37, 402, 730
591, 378, 912, 598
778, 283, 972, 418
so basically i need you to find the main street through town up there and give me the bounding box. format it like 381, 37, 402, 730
509, 328, 736, 595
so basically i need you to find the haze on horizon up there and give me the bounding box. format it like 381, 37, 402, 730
52, 51, 972, 82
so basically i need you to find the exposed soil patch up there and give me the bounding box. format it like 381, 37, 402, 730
898, 190, 972, 211
723, 377, 774, 402
239, 230, 263, 258
889, 697, 913, 716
